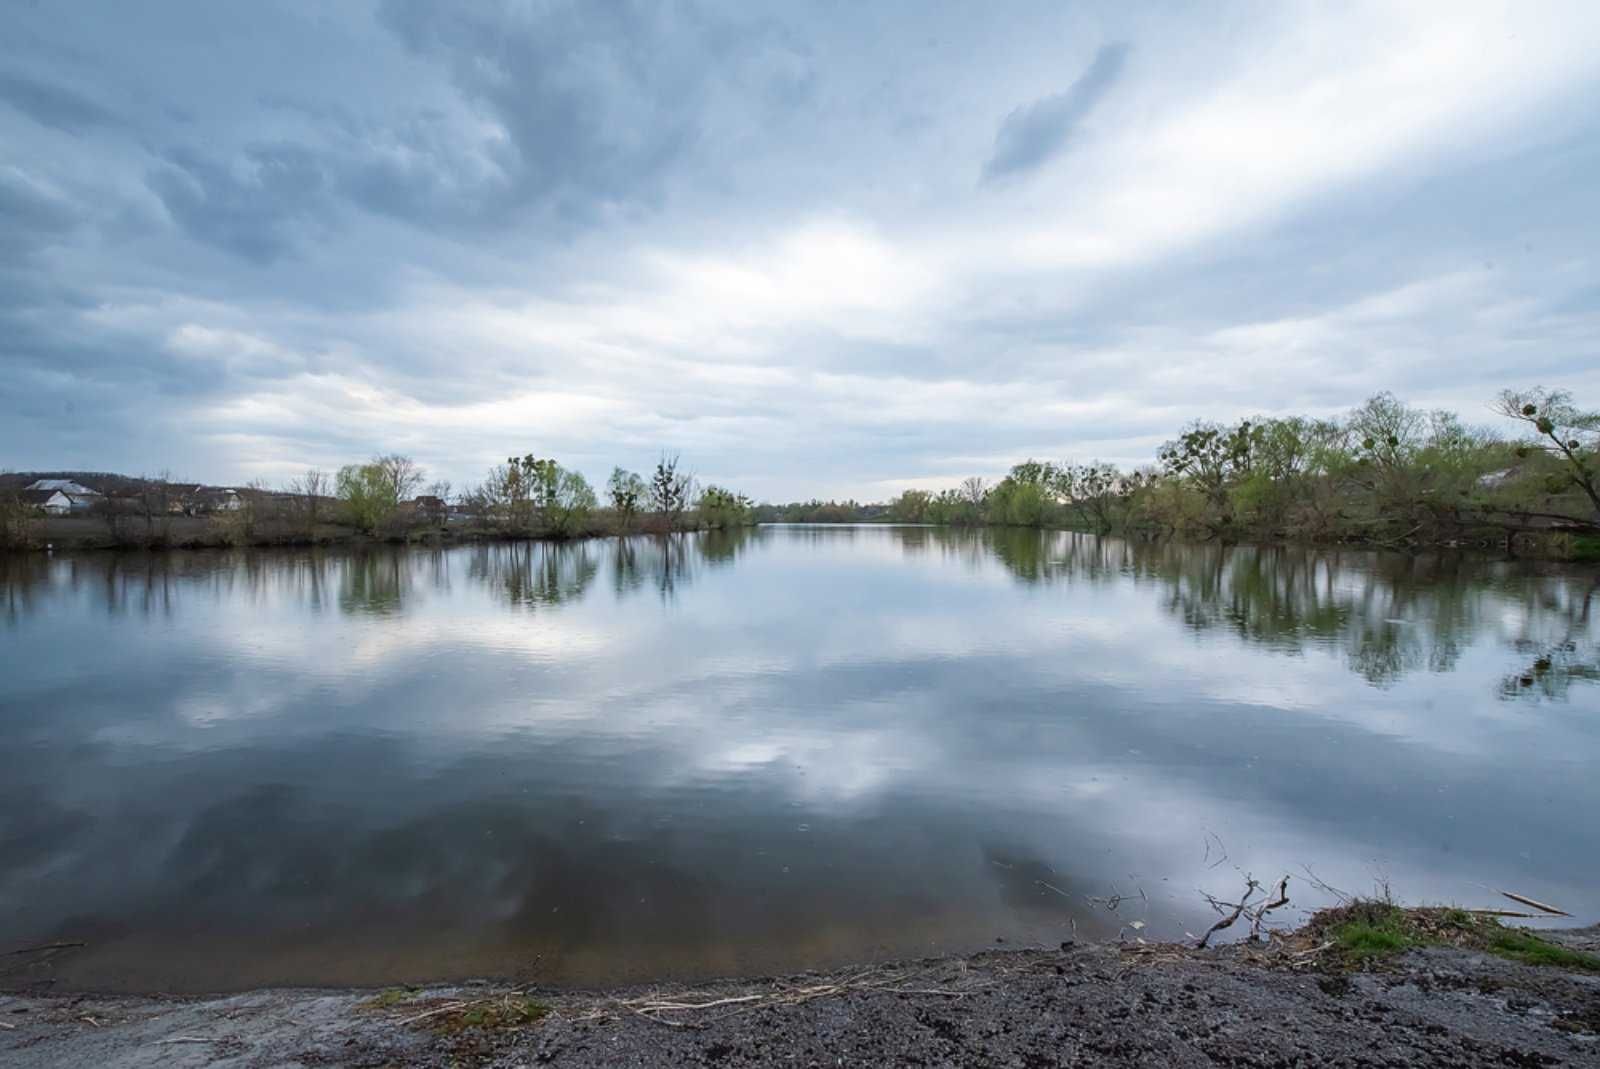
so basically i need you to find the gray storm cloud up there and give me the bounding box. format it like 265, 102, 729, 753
1, 2, 1598, 500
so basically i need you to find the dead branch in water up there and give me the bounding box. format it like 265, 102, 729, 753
1198, 878, 1258, 948
1197, 874, 1293, 948
1252, 875, 1292, 938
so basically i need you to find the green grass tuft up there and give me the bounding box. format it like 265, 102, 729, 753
1312, 900, 1600, 972
1484, 929, 1600, 971
1329, 903, 1418, 960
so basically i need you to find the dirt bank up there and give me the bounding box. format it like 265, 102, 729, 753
4, 925, 1598, 1067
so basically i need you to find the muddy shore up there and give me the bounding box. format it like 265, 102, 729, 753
4, 926, 1597, 1067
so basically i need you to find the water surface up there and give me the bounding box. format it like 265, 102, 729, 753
2, 526, 1596, 992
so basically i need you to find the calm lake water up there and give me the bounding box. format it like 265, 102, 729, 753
2, 526, 1597, 992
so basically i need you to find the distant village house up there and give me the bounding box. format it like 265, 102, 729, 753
403, 495, 447, 524
24, 479, 103, 514
162, 485, 244, 515
18, 489, 74, 516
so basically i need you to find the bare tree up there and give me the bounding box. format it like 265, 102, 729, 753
375, 454, 425, 502
0, 486, 39, 551
288, 468, 329, 528
135, 470, 174, 544
1498, 388, 1600, 522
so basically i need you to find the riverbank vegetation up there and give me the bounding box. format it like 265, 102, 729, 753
752, 500, 887, 523
891, 388, 1600, 558
0, 453, 754, 552
6, 387, 1596, 557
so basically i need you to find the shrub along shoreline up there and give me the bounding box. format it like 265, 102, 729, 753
859, 387, 1600, 560
8, 511, 748, 553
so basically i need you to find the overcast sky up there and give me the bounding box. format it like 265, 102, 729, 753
4, 1, 1599, 501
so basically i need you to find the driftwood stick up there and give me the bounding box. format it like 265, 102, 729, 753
1499, 891, 1570, 917
395, 1000, 475, 1026
623, 994, 766, 1013
1465, 909, 1539, 918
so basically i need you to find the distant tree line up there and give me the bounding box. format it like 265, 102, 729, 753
752, 499, 887, 524
889, 388, 1600, 557
7, 387, 1596, 557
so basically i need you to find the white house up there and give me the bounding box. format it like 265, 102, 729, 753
201, 488, 243, 512
19, 489, 73, 516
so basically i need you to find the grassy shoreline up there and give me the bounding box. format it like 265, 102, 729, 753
3, 513, 744, 554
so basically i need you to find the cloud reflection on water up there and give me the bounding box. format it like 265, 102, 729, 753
0, 528, 1595, 991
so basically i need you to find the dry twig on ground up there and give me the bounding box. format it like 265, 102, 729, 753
610, 963, 993, 1027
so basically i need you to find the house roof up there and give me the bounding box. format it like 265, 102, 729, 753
26, 479, 100, 495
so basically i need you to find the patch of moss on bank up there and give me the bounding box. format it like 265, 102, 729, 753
360, 986, 419, 1010
430, 996, 550, 1035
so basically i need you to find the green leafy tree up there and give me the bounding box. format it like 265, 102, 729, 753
697, 485, 752, 529
607, 467, 647, 531
337, 454, 423, 534
924, 488, 964, 525
545, 468, 597, 536
986, 474, 1048, 527
1159, 422, 1252, 532
890, 489, 931, 522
